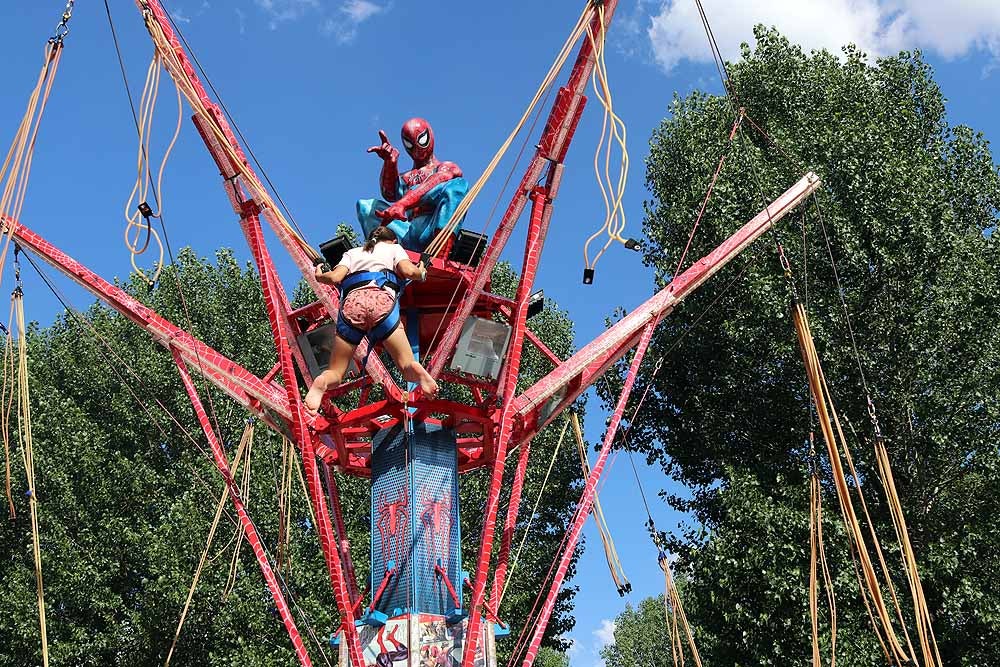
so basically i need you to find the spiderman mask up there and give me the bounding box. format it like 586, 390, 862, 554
400, 118, 435, 163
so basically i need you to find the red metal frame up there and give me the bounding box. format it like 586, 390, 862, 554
521, 318, 659, 665
0, 1, 827, 664
171, 348, 313, 666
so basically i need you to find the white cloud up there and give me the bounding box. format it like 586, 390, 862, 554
590, 619, 616, 667
254, 0, 320, 30
646, 0, 1000, 73
321, 0, 387, 44
593, 618, 616, 648
342, 0, 383, 23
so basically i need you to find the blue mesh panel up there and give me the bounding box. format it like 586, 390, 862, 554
370, 422, 460, 618
370, 424, 411, 615
410, 423, 461, 614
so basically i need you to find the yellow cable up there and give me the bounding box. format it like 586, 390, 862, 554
570, 410, 630, 592
13, 287, 49, 667
164, 422, 254, 666
123, 52, 174, 286
499, 417, 571, 605
809, 460, 837, 666
874, 437, 942, 666
836, 404, 918, 663
0, 44, 63, 297
222, 428, 254, 600
293, 441, 319, 532
424, 3, 596, 258
660, 555, 702, 667
2, 297, 16, 519
0, 45, 63, 667
582, 6, 632, 271
793, 302, 911, 663
142, 16, 320, 262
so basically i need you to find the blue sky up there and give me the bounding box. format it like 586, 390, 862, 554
1, 2, 998, 666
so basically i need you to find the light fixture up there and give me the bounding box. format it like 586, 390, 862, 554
526, 290, 545, 319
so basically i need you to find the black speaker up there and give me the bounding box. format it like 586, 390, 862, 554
319, 234, 353, 268
448, 230, 488, 267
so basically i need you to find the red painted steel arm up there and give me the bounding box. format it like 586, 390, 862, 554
497, 303, 564, 367
242, 211, 367, 666
2, 215, 291, 417
521, 319, 659, 667
510, 172, 821, 444
324, 462, 362, 604
461, 190, 551, 666
171, 348, 313, 667
427, 1, 621, 379
489, 439, 531, 606
141, 0, 401, 403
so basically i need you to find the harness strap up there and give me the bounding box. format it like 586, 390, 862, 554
336, 270, 405, 349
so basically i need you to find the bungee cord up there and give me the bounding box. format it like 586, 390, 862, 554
6, 262, 50, 667
2, 296, 16, 520
661, 552, 702, 667
122, 51, 179, 286
570, 411, 631, 595
581, 3, 637, 278
423, 1, 597, 259
137, 6, 319, 262
0, 14, 78, 662
166, 421, 254, 667
499, 417, 571, 606
104, 0, 231, 448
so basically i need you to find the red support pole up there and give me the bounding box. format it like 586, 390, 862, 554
427, 1, 620, 379
170, 348, 313, 667
241, 208, 366, 667
367, 568, 396, 615
324, 462, 361, 604
521, 319, 659, 667
461, 189, 549, 667
436, 565, 463, 610
489, 439, 531, 607
510, 173, 822, 443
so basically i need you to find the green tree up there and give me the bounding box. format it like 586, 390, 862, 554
614, 27, 1000, 666
598, 597, 670, 667
533, 646, 570, 667
0, 248, 583, 664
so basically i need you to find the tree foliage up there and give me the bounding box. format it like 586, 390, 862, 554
610, 27, 1000, 666
0, 248, 583, 665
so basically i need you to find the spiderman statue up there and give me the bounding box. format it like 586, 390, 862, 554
357, 118, 468, 253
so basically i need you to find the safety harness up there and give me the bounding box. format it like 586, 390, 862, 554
335, 269, 404, 346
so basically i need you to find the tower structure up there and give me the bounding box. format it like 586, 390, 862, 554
0, 1, 821, 666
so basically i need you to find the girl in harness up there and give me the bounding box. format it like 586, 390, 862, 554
305, 226, 439, 413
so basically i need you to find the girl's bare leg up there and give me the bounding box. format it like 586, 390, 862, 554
382, 327, 439, 398
305, 335, 358, 413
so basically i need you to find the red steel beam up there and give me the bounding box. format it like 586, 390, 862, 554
171, 348, 313, 667
461, 188, 551, 666
511, 172, 821, 444
427, 0, 620, 379
242, 210, 367, 666
141, 0, 401, 403
520, 319, 659, 666
3, 216, 291, 419
489, 438, 531, 607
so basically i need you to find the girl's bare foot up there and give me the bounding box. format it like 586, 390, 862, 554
304, 374, 333, 413
413, 364, 439, 399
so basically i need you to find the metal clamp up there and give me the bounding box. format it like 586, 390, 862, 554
50, 0, 76, 44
